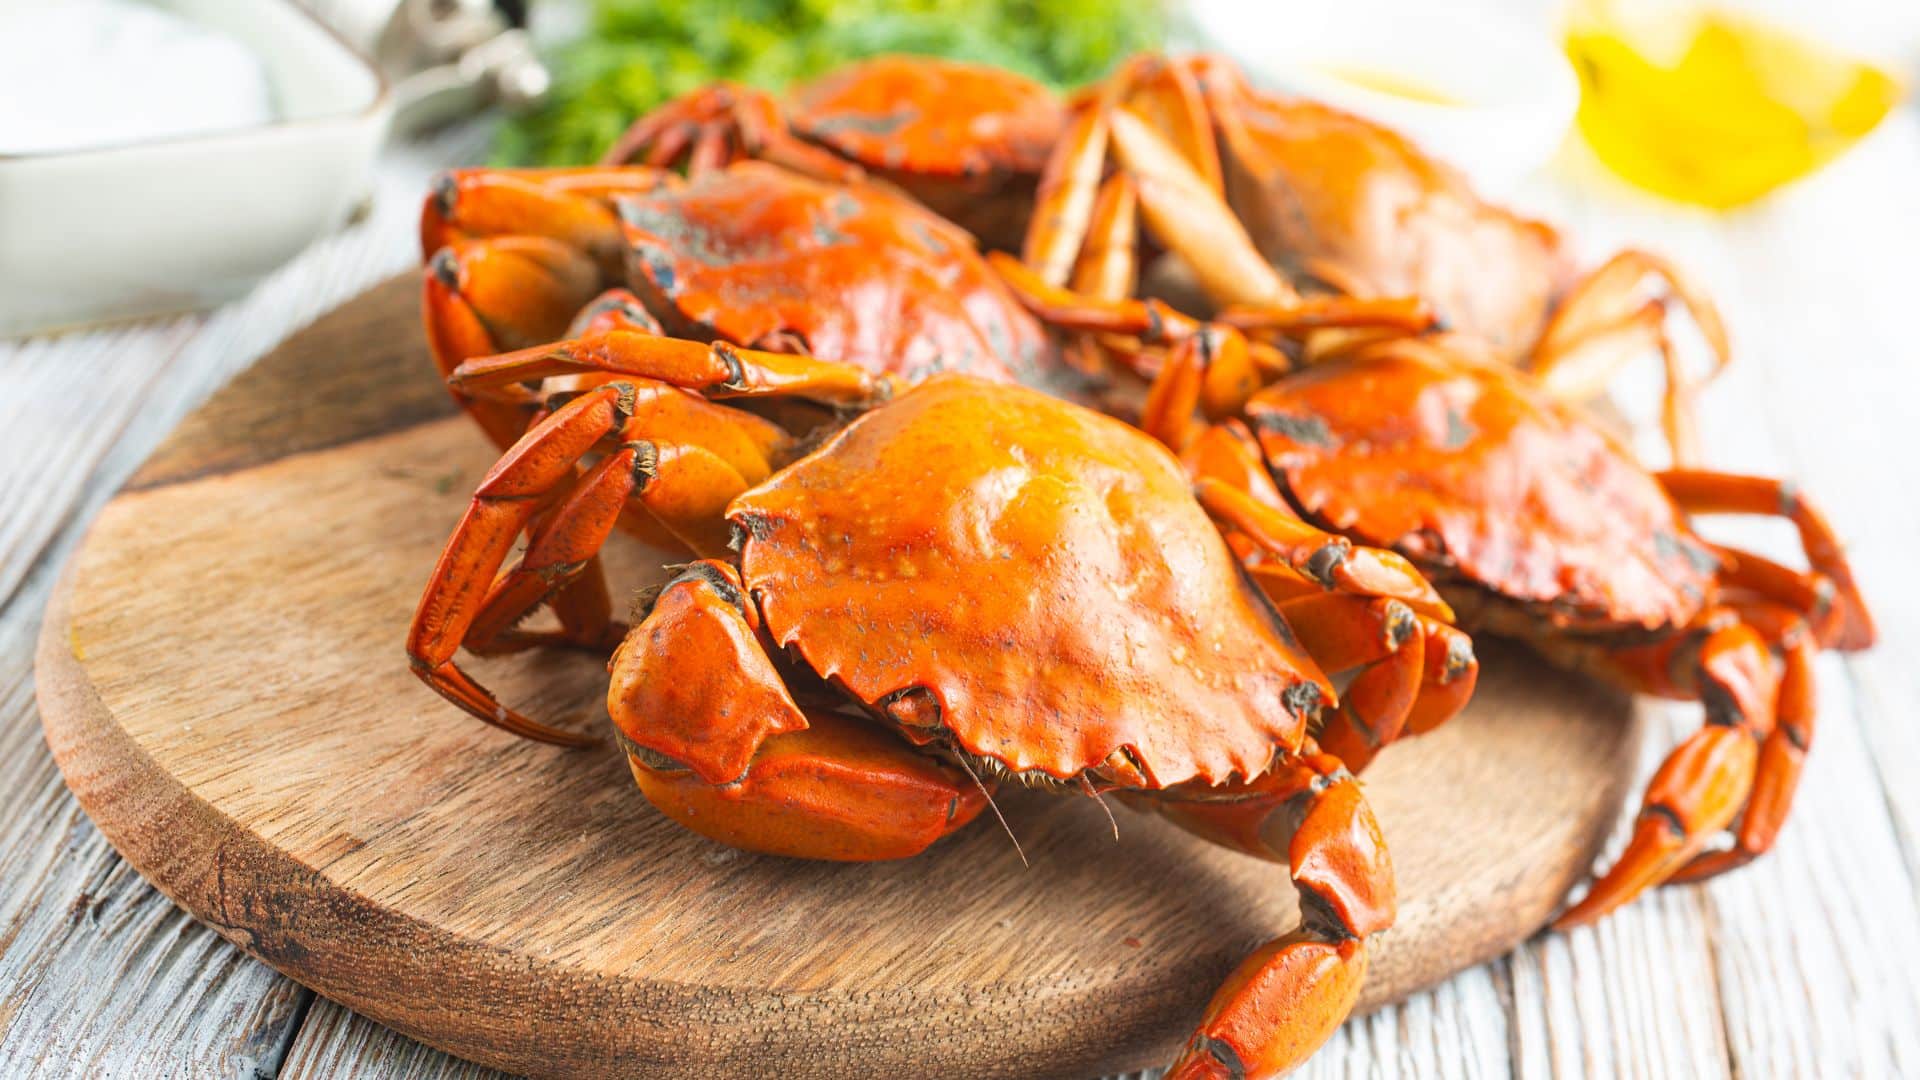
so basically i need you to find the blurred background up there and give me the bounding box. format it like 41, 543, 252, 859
4, 0, 1919, 336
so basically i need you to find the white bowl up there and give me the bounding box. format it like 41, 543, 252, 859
1180, 0, 1578, 195
0, 0, 391, 337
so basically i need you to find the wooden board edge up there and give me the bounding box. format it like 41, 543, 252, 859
32, 565, 1210, 1079
1382, 706, 1643, 996
36, 569, 551, 1074
125, 275, 457, 494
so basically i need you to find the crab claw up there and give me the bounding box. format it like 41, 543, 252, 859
423, 236, 605, 448
612, 563, 989, 861
1151, 754, 1392, 1080
609, 561, 809, 787
629, 709, 989, 862
1167, 935, 1368, 1080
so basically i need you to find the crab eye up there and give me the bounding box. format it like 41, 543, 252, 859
1284, 680, 1324, 723
880, 685, 943, 731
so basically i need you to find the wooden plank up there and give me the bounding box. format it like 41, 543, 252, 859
0, 302, 321, 1080
1499, 116, 1920, 1080
1505, 707, 1734, 1080
278, 951, 1520, 1080
1714, 121, 1920, 889
0, 589, 311, 1078
1477, 164, 1738, 1080
1689, 120, 1920, 1079
127, 276, 454, 493
0, 319, 197, 610
1298, 965, 1512, 1079
281, 999, 509, 1080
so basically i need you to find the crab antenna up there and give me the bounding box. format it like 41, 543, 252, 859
954, 754, 1028, 868
1080, 775, 1120, 841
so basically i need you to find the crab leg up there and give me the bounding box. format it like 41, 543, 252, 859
481, 555, 620, 657
1022, 52, 1280, 309
1404, 625, 1481, 734
1071, 174, 1141, 297
1277, 594, 1476, 771
1181, 420, 1294, 515
449, 331, 884, 408
991, 252, 1429, 393
408, 391, 629, 745
994, 250, 1202, 336
407, 379, 805, 742
999, 247, 1414, 350
1281, 595, 1424, 770
1054, 173, 1144, 377
1107, 104, 1298, 310
1553, 614, 1782, 927
600, 83, 875, 189
609, 561, 987, 859
600, 85, 746, 168
1175, 419, 1480, 767
561, 287, 661, 339
1195, 478, 1451, 622
1040, 55, 1428, 334
1024, 52, 1223, 288
1530, 250, 1732, 465
456, 456, 635, 656
1137, 329, 1269, 448
1147, 749, 1394, 1080
1118, 53, 1225, 197
1668, 601, 1819, 883
1023, 78, 1125, 286
1175, 422, 1474, 761
1216, 298, 1437, 339
1658, 469, 1876, 650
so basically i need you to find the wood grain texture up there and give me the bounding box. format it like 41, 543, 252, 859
32, 279, 1641, 1078
127, 276, 454, 493
281, 999, 503, 1080
0, 597, 310, 1080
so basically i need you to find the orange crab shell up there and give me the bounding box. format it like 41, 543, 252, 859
1242, 343, 1720, 636
1213, 86, 1568, 359
724, 375, 1330, 788
614, 162, 1062, 390
788, 56, 1066, 249
790, 56, 1064, 183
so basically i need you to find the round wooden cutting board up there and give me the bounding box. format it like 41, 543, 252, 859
36, 276, 1643, 1079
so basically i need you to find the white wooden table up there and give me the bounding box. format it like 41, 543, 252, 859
3, 107, 1919, 1078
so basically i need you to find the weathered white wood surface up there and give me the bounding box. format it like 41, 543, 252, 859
4, 107, 1919, 1080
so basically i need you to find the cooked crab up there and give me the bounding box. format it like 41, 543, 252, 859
1223, 337, 1872, 923
599, 56, 1066, 250
1022, 53, 1729, 463
999, 261, 1871, 923
419, 160, 1064, 452
405, 329, 1481, 1077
